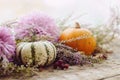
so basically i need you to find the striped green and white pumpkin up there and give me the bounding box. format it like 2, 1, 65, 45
16, 41, 56, 66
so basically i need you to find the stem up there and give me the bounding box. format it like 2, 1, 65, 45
75, 22, 81, 28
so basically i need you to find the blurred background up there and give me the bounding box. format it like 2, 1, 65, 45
0, 0, 120, 26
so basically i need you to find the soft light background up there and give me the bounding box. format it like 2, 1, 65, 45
0, 0, 120, 26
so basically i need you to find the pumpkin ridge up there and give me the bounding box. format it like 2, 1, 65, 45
43, 43, 49, 66
18, 43, 26, 64
49, 43, 56, 64
31, 43, 35, 65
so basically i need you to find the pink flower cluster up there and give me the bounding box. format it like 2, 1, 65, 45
0, 27, 15, 61
15, 12, 60, 41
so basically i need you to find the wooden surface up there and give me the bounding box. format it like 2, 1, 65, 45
1, 42, 120, 80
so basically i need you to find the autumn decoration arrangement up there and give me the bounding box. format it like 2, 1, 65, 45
0, 12, 118, 77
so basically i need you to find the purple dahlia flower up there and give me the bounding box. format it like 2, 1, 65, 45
15, 12, 60, 41
0, 27, 15, 61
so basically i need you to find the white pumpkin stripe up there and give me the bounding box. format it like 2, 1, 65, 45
16, 42, 26, 64
16, 42, 26, 59
43, 43, 50, 66
33, 42, 48, 66
47, 42, 56, 65
44, 42, 54, 65
49, 43, 56, 64
21, 43, 33, 65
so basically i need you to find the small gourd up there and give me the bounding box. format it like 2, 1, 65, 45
16, 41, 56, 66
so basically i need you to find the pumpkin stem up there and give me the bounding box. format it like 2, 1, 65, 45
75, 22, 81, 28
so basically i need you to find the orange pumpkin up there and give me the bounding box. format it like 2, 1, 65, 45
59, 22, 96, 55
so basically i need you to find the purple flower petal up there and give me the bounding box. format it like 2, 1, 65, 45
15, 12, 60, 41
0, 27, 15, 61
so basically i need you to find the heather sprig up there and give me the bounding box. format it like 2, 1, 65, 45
55, 43, 108, 66
55, 43, 87, 65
